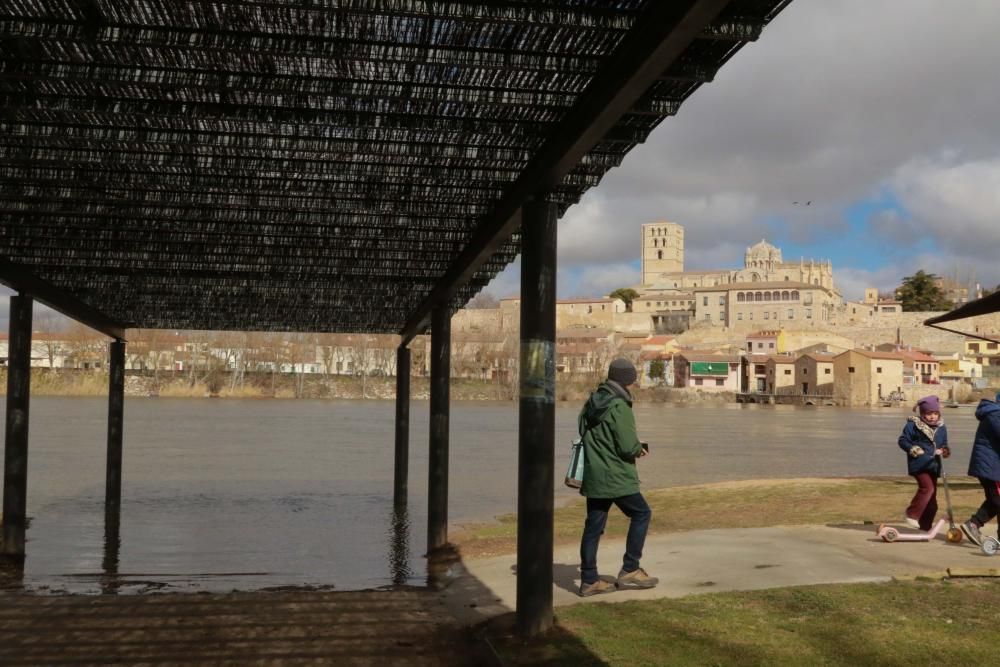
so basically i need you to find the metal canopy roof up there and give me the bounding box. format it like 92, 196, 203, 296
0, 0, 791, 339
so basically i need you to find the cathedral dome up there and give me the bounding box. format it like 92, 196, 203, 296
745, 239, 782, 263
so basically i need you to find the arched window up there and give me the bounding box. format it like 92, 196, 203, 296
737, 292, 745, 302
791, 291, 799, 301
755, 292, 763, 302
763, 291, 772, 301
782, 291, 790, 301
653, 239, 658, 248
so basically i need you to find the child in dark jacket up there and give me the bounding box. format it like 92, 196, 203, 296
959, 392, 1000, 546
897, 395, 950, 531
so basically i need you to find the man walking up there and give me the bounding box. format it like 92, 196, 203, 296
577, 358, 659, 597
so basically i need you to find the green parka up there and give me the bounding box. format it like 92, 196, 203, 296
577, 381, 643, 498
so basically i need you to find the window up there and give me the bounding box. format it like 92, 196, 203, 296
719, 312, 725, 320
970, 343, 981, 352
755, 365, 766, 374
803, 368, 808, 375
737, 292, 745, 303
849, 367, 856, 373
704, 314, 710, 321
749, 312, 754, 320
806, 309, 812, 319
719, 296, 725, 305
703, 296, 708, 306
737, 312, 743, 321
989, 343, 998, 350
757, 342, 764, 349
769, 343, 775, 349
784, 369, 792, 375
694, 378, 704, 386
825, 368, 831, 374
715, 378, 725, 386
658, 250, 663, 259
764, 312, 770, 320
876, 367, 882, 373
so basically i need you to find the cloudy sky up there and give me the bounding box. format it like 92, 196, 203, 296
486, 0, 1000, 302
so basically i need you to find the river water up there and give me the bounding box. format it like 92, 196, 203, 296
0, 397, 979, 594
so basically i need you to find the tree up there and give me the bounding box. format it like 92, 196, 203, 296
896, 270, 953, 312
648, 358, 665, 384
609, 288, 640, 312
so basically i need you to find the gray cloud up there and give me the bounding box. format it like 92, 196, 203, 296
487, 0, 1000, 300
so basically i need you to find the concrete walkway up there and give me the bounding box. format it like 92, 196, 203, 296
442, 523, 999, 624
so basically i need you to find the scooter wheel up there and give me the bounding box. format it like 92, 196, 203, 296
882, 527, 899, 543
946, 528, 963, 544
982, 537, 1000, 556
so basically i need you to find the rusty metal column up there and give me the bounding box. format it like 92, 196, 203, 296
517, 196, 558, 637
427, 306, 450, 552
394, 345, 410, 509
1, 295, 33, 561
106, 339, 126, 511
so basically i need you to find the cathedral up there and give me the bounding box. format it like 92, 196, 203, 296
638, 221, 837, 291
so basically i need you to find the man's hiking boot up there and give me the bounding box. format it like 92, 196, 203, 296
961, 520, 983, 547
579, 580, 616, 597
617, 567, 659, 590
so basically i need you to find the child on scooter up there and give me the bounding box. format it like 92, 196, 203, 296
959, 391, 1000, 547
897, 395, 950, 531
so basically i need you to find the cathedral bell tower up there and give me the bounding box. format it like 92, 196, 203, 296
641, 222, 684, 284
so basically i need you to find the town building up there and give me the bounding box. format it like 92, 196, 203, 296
832, 349, 905, 406
794, 353, 836, 396
692, 281, 840, 327
765, 355, 797, 395
746, 329, 787, 354
673, 352, 742, 391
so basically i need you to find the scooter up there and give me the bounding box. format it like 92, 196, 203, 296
877, 454, 963, 544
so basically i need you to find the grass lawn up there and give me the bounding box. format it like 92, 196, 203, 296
453, 477, 987, 559
488, 578, 1000, 666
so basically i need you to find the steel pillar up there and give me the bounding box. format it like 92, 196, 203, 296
1, 295, 33, 560
427, 306, 450, 552
394, 345, 411, 509
516, 197, 558, 637
105, 339, 125, 510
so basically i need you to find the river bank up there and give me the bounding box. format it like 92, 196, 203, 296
452, 477, 986, 559
1, 369, 734, 403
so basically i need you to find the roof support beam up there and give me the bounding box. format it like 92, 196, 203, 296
399, 0, 731, 344
0, 257, 128, 340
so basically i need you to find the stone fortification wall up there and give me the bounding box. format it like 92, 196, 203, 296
452, 308, 503, 333
613, 311, 655, 335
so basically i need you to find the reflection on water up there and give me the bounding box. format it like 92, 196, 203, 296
388, 506, 411, 587
101, 508, 121, 595
0, 397, 980, 594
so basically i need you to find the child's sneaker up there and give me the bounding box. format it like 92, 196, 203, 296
578, 580, 616, 597
617, 567, 659, 590
961, 520, 983, 547
903, 516, 920, 530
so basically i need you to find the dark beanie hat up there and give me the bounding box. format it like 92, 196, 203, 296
608, 358, 637, 386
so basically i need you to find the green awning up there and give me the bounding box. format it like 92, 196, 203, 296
691, 362, 730, 376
